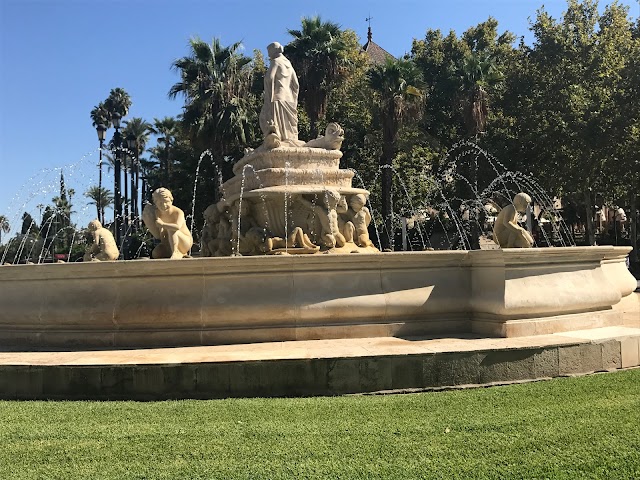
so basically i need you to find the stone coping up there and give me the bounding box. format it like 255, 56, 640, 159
225, 185, 370, 203
0, 246, 626, 279
232, 146, 343, 176
1, 326, 637, 366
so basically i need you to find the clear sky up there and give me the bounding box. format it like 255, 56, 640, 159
1, 0, 638, 236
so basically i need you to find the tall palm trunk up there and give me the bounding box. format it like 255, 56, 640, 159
123, 167, 129, 227
130, 160, 137, 223
98, 157, 103, 224
135, 167, 140, 222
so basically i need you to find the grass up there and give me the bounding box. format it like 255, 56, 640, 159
0, 369, 639, 479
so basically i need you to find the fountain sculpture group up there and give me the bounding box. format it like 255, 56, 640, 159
0, 41, 636, 350
199, 41, 377, 257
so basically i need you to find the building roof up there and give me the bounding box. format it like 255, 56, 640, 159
362, 27, 394, 65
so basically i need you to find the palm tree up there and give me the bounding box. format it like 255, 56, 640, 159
169, 37, 253, 153
123, 117, 152, 152
85, 186, 114, 224
123, 117, 153, 220
285, 16, 351, 139
367, 58, 424, 250
458, 52, 503, 138
0, 215, 9, 245
148, 116, 178, 184
104, 88, 132, 120
138, 158, 159, 204
90, 88, 132, 131
456, 52, 503, 249
90, 101, 112, 226
97, 88, 132, 238
90, 102, 110, 128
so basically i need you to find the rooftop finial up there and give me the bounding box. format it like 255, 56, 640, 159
366, 15, 373, 43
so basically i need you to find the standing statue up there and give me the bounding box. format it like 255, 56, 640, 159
493, 193, 534, 248
83, 219, 119, 261
259, 42, 303, 147
142, 187, 193, 259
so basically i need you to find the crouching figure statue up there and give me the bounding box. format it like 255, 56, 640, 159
142, 187, 193, 259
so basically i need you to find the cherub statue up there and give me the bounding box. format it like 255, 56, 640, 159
304, 123, 345, 150
319, 190, 347, 248
83, 219, 119, 261
241, 227, 270, 255
293, 190, 345, 248
230, 200, 261, 255
215, 203, 233, 256
346, 194, 374, 248
201, 203, 221, 257
493, 193, 534, 248
337, 194, 352, 243
142, 187, 193, 259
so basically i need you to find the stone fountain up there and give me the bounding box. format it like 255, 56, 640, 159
0, 41, 637, 355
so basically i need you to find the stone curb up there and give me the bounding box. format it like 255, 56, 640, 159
1, 334, 638, 400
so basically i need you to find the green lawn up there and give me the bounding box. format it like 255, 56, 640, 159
1, 369, 639, 479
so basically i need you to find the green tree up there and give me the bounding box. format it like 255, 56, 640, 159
167, 40, 258, 239
90, 102, 110, 128
104, 88, 132, 121
51, 173, 75, 252
455, 51, 505, 248
123, 117, 152, 152
148, 116, 179, 185
285, 15, 352, 139
458, 52, 504, 138
515, 0, 636, 245
20, 212, 39, 236
608, 10, 640, 261
366, 58, 424, 249
324, 30, 377, 184
90, 88, 132, 132
169, 37, 254, 155
122, 117, 153, 220
85, 186, 114, 224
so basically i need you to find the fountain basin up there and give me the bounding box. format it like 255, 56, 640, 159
0, 247, 635, 349
221, 170, 356, 204
232, 146, 342, 176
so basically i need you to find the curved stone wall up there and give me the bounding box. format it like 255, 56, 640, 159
0, 247, 635, 348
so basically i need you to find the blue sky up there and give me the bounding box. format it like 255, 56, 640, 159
0, 0, 638, 236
